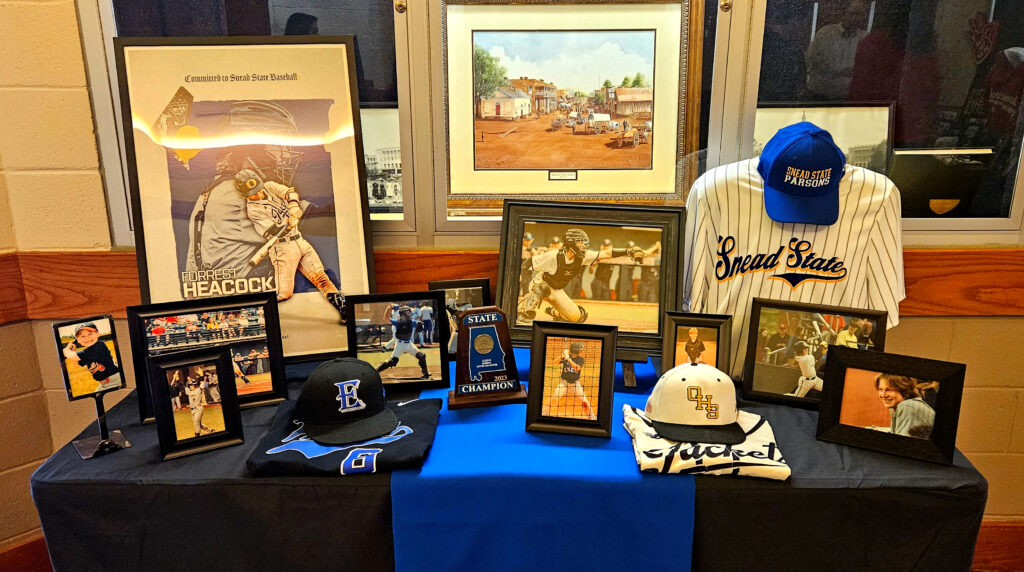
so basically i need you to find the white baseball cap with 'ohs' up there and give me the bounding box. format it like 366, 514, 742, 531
644, 362, 746, 445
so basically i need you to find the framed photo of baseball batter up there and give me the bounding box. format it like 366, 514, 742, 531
526, 322, 617, 437
496, 200, 683, 358
817, 346, 966, 464
52, 315, 127, 401
428, 278, 492, 357
345, 291, 451, 390
127, 292, 286, 424
147, 348, 244, 461
742, 298, 888, 409
660, 312, 731, 375
114, 36, 374, 363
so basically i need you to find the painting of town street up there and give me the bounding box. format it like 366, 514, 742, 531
472, 30, 655, 170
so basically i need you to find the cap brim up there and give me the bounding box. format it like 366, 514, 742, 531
651, 419, 747, 445
303, 406, 400, 446
763, 184, 839, 226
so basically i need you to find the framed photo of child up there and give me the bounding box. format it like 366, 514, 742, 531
660, 312, 732, 375
53, 315, 127, 401
527, 322, 617, 437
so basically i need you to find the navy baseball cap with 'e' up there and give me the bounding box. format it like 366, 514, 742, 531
756, 122, 846, 225
295, 357, 399, 445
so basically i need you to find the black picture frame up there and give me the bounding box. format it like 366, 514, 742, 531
52, 314, 127, 401
127, 292, 287, 424
660, 312, 731, 375
496, 200, 684, 360
817, 346, 965, 465
527, 321, 617, 438
113, 35, 375, 362
344, 290, 451, 391
148, 348, 244, 461
742, 298, 887, 409
428, 278, 493, 357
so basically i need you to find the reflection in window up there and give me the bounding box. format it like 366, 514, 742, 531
757, 0, 1024, 219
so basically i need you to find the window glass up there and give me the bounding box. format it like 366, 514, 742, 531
756, 0, 1024, 219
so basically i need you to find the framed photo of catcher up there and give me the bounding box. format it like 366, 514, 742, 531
527, 321, 617, 438
114, 35, 374, 362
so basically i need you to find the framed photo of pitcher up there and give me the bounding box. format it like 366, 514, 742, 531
114, 35, 374, 363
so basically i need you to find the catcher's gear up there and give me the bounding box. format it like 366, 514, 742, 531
235, 169, 265, 198
569, 341, 586, 353
399, 305, 413, 318
545, 305, 589, 323
627, 245, 645, 264
517, 278, 552, 320
563, 228, 590, 256
221, 101, 303, 185
416, 352, 429, 377
377, 357, 399, 372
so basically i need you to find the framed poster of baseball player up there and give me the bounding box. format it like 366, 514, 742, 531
345, 291, 451, 390
127, 292, 286, 424
114, 36, 374, 363
817, 346, 966, 464
742, 298, 887, 409
53, 315, 127, 401
427, 278, 492, 357
147, 348, 244, 461
526, 322, 617, 438
496, 200, 683, 358
660, 312, 731, 375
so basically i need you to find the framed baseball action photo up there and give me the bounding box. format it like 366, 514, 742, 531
114, 35, 374, 362
52, 315, 127, 401
428, 278, 492, 357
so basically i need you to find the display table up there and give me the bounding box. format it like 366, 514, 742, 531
31, 352, 986, 572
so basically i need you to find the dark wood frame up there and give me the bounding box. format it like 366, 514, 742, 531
526, 321, 617, 437
428, 278, 493, 357
113, 35, 375, 362
51, 314, 127, 401
817, 346, 965, 464
148, 347, 245, 461
127, 292, 286, 424
496, 200, 684, 360
660, 311, 731, 375
344, 290, 451, 391
742, 298, 887, 409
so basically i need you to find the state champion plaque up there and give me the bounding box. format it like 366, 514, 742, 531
450, 306, 526, 409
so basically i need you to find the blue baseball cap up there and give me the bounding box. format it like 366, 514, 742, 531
756, 122, 846, 225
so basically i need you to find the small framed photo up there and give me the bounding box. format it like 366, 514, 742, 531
52, 315, 127, 401
743, 298, 887, 409
127, 293, 287, 424
428, 278, 492, 357
148, 348, 244, 461
345, 291, 451, 390
660, 312, 731, 374
817, 346, 965, 464
527, 322, 617, 438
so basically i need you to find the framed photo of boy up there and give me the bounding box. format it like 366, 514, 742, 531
344, 291, 451, 390
527, 322, 617, 438
127, 292, 287, 424
114, 35, 374, 362
428, 278, 492, 357
52, 315, 127, 401
148, 348, 244, 461
660, 312, 731, 375
817, 346, 965, 464
742, 298, 887, 409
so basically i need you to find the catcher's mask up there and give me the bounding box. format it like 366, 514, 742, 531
398, 305, 413, 319
569, 341, 586, 354
563, 228, 590, 256
221, 101, 303, 185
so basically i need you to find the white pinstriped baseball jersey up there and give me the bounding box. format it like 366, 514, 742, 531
683, 159, 905, 378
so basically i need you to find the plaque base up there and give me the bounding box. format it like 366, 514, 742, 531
448, 387, 528, 410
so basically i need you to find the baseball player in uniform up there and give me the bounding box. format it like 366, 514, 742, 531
236, 167, 347, 320
784, 341, 823, 398
185, 376, 216, 437
518, 228, 653, 323
542, 342, 595, 420
62, 322, 121, 393
231, 351, 251, 384
684, 327, 706, 364
417, 303, 434, 346
376, 305, 431, 379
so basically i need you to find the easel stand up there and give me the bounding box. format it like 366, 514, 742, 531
72, 393, 131, 460
617, 348, 657, 393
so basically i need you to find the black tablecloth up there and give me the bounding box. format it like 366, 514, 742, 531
32, 384, 987, 572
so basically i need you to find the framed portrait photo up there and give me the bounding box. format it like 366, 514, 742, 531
497, 200, 683, 359
527, 322, 617, 437
742, 298, 887, 409
52, 315, 127, 401
440, 0, 694, 215
817, 346, 966, 464
127, 293, 286, 424
660, 312, 731, 375
114, 35, 374, 362
148, 348, 244, 461
428, 278, 492, 357
345, 291, 451, 390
